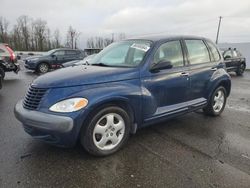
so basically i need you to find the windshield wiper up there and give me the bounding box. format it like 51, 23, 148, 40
85, 61, 90, 65
91, 63, 110, 67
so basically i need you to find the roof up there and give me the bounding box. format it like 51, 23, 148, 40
56, 48, 81, 51
126, 34, 208, 42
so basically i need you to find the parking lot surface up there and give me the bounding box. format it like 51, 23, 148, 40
0, 66, 250, 188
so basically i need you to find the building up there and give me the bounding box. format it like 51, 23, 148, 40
84, 48, 103, 56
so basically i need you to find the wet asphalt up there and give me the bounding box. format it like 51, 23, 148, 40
0, 65, 250, 188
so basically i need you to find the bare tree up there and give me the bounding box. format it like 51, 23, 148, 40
0, 17, 9, 43
118, 33, 126, 41
53, 29, 61, 48
17, 15, 30, 50
86, 36, 113, 49
33, 18, 47, 51
66, 26, 80, 49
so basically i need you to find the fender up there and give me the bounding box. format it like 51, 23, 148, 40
205, 69, 231, 100
73, 80, 143, 132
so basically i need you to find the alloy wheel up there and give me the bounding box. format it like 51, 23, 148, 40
213, 90, 225, 113
92, 113, 125, 151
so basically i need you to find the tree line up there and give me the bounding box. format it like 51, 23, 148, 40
0, 15, 126, 52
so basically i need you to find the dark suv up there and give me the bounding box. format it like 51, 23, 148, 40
0, 43, 20, 79
222, 48, 246, 76
15, 36, 231, 156
24, 48, 85, 73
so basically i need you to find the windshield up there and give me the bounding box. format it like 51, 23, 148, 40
91, 40, 151, 67
75, 54, 96, 65
43, 49, 57, 56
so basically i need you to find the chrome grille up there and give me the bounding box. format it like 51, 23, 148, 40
23, 86, 47, 110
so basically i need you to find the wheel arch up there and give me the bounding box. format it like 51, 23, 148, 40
36, 61, 51, 70
80, 97, 138, 138
207, 78, 231, 100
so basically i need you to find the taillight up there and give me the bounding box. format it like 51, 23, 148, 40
5, 45, 16, 61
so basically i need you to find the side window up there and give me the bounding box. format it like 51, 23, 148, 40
185, 40, 210, 64
223, 50, 232, 59
206, 41, 221, 62
132, 48, 145, 64
53, 50, 65, 56
0, 48, 5, 53
232, 50, 238, 58
66, 50, 78, 56
236, 51, 242, 57
154, 40, 184, 68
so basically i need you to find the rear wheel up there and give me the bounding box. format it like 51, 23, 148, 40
236, 63, 245, 76
203, 86, 227, 116
0, 67, 5, 80
37, 63, 49, 73
81, 106, 131, 156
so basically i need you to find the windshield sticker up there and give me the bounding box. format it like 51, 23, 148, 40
131, 43, 150, 52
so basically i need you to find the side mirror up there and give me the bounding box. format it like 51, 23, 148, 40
151, 60, 173, 72
51, 54, 56, 58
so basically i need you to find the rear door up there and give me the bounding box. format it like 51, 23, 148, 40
223, 49, 234, 70
184, 39, 220, 105
64, 50, 80, 62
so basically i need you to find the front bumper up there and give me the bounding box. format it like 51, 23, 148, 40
24, 61, 36, 70
14, 100, 76, 147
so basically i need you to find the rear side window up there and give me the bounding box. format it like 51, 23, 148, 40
66, 50, 78, 55
185, 40, 210, 64
53, 50, 65, 56
206, 41, 220, 62
154, 40, 184, 67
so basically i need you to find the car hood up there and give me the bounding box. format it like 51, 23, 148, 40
62, 60, 81, 67
25, 55, 43, 61
32, 65, 140, 88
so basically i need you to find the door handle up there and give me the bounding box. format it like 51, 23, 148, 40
211, 67, 217, 71
180, 72, 189, 76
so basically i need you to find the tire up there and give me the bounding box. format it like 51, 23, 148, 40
0, 67, 5, 80
37, 63, 49, 73
203, 86, 227, 116
236, 63, 245, 76
81, 106, 131, 156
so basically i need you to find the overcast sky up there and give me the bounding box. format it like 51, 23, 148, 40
1, 0, 250, 48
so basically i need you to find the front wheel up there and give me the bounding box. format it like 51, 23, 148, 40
81, 106, 131, 156
0, 67, 5, 80
236, 63, 245, 76
37, 63, 49, 73
203, 86, 227, 116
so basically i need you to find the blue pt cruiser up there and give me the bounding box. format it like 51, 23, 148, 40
15, 36, 231, 156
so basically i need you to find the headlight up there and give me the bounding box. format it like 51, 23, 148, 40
49, 98, 88, 112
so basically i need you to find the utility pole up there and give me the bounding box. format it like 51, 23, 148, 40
215, 16, 222, 44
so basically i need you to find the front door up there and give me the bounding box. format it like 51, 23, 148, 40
141, 40, 190, 121
52, 50, 66, 66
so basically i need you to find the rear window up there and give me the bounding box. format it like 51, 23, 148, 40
185, 40, 210, 65
223, 50, 232, 59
